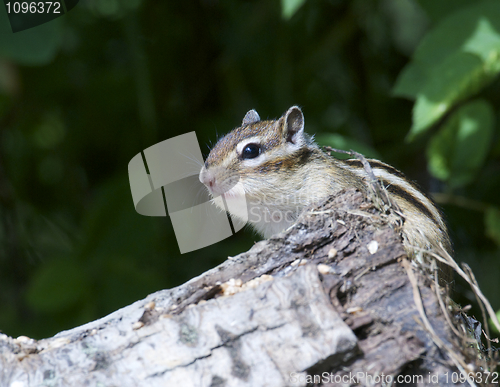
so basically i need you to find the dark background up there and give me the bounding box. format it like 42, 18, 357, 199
0, 0, 499, 339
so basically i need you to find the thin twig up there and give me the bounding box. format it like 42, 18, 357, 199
432, 261, 468, 340
411, 245, 500, 333
463, 264, 493, 357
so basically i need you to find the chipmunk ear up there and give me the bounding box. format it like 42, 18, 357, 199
242, 109, 260, 126
283, 106, 305, 145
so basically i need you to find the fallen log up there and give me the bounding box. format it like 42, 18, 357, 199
1, 189, 496, 387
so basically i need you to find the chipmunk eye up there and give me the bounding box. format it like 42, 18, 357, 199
242, 143, 261, 159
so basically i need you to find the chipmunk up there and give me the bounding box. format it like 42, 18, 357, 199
199, 106, 452, 274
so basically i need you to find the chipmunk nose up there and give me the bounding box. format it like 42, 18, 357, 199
199, 168, 216, 189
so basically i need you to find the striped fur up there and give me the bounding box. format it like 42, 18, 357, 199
342, 158, 452, 256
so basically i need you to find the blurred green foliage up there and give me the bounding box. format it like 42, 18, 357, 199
0, 0, 499, 339
426, 99, 494, 188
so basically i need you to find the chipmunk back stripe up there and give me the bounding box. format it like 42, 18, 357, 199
343, 158, 443, 226
378, 178, 440, 226
344, 158, 421, 191
371, 168, 443, 225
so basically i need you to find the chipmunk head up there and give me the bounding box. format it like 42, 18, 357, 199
199, 106, 315, 197
199, 106, 332, 237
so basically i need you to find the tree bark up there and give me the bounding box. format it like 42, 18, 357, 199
1, 189, 480, 387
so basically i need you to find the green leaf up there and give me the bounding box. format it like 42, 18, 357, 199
393, 1, 500, 137
410, 52, 490, 139
392, 62, 427, 99
316, 133, 381, 160
485, 207, 500, 246
281, 0, 306, 20
463, 17, 500, 65
0, 10, 63, 65
426, 99, 494, 188
394, 1, 500, 99
26, 258, 88, 312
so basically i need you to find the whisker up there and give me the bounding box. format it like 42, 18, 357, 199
178, 150, 204, 168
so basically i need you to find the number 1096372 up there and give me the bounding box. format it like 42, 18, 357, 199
5, 2, 61, 14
